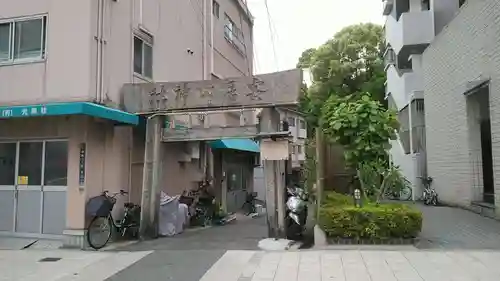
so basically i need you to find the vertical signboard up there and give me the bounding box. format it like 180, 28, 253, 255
79, 143, 86, 188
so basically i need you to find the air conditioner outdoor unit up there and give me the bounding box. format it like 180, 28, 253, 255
177, 143, 193, 163
178, 153, 192, 163
188, 142, 201, 159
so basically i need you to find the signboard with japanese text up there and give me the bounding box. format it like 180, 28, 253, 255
0, 105, 48, 118
79, 143, 86, 187
121, 69, 303, 114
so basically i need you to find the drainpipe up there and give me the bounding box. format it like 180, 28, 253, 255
95, 0, 103, 102
202, 0, 208, 80
139, 0, 143, 25
210, 0, 214, 75
409, 91, 415, 201
99, 0, 106, 103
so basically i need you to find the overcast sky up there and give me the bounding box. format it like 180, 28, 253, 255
246, 0, 386, 74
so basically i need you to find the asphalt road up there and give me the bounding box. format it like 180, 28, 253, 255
105, 216, 268, 281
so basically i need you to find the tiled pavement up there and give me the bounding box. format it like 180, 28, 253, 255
5, 205, 500, 280
199, 250, 500, 281
415, 204, 500, 249
0, 249, 151, 281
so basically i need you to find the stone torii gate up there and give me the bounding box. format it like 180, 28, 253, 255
121, 69, 303, 239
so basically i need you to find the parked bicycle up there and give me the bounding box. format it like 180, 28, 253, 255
86, 190, 141, 250
418, 176, 438, 206
242, 191, 264, 215
383, 184, 413, 201
180, 180, 216, 227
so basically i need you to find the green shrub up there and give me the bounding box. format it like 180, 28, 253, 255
318, 203, 422, 239
322, 191, 353, 207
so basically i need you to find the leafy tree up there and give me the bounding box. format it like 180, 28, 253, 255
320, 93, 398, 168
297, 23, 386, 128
296, 48, 316, 69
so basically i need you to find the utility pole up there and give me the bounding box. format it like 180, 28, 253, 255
315, 128, 325, 220
139, 115, 164, 239
275, 159, 286, 238
260, 107, 287, 238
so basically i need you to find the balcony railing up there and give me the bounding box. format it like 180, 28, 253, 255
386, 65, 423, 110
224, 25, 246, 55
384, 48, 396, 70
398, 125, 426, 154
383, 0, 394, 16
385, 10, 434, 55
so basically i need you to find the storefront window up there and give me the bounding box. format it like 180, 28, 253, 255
227, 167, 243, 191
227, 165, 250, 191
18, 142, 43, 185
0, 143, 16, 185
44, 141, 68, 186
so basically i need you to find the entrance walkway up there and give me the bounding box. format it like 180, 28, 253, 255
416, 204, 500, 249
121, 215, 268, 251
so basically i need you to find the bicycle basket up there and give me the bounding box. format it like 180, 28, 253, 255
86, 195, 116, 217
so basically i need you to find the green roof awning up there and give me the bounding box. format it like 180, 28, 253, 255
0, 102, 139, 125
209, 138, 260, 153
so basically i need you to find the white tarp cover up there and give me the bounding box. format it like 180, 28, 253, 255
159, 192, 189, 236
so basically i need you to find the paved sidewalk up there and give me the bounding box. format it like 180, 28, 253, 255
416, 204, 500, 249
0, 249, 152, 281
198, 250, 500, 281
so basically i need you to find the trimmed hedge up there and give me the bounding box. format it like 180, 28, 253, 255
319, 192, 422, 239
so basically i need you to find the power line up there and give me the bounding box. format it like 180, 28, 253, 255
264, 0, 279, 71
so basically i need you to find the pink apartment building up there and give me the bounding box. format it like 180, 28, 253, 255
0, 0, 255, 248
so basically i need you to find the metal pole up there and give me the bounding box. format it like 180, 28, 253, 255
409, 92, 415, 201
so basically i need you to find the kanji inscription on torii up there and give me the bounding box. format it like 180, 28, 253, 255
120, 69, 303, 114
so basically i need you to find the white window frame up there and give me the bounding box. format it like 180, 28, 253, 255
133, 34, 153, 80
212, 0, 220, 19
0, 15, 48, 65
224, 13, 244, 55
224, 14, 235, 41
299, 119, 306, 130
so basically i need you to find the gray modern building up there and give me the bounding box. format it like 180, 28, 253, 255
382, 0, 465, 199
422, 0, 500, 216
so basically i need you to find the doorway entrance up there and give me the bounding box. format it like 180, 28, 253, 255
467, 86, 494, 204
0, 140, 68, 237
226, 164, 250, 213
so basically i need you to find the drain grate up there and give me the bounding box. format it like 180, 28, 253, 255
38, 257, 62, 262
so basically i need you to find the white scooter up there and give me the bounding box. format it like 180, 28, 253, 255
285, 185, 308, 241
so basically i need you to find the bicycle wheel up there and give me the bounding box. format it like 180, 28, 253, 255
87, 216, 113, 250
399, 186, 412, 201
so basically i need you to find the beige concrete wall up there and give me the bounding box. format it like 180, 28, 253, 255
128, 131, 205, 203
0, 0, 94, 105
0, 116, 134, 230
0, 0, 253, 107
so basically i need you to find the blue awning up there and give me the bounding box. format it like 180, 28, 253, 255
209, 138, 260, 153
0, 102, 139, 125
